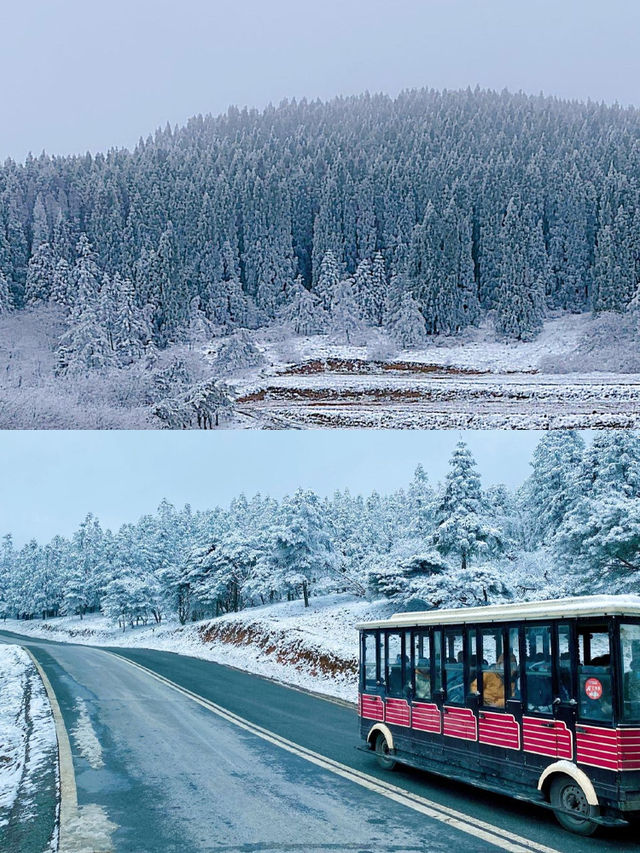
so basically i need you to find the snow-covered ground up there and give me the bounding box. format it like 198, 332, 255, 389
221, 316, 640, 429
3, 595, 394, 703
3, 308, 640, 428
0, 645, 58, 846
252, 313, 591, 375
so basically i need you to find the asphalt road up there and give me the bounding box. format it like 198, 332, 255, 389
1, 629, 639, 853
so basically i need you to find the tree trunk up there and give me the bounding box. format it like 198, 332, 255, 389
302, 579, 309, 608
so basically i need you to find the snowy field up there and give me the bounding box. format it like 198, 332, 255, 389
228, 315, 640, 429
3, 595, 393, 703
2, 308, 640, 428
0, 645, 58, 847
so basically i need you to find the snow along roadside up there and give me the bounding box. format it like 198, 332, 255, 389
2, 594, 393, 704
0, 645, 58, 849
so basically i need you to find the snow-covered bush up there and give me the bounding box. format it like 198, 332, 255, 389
210, 330, 264, 375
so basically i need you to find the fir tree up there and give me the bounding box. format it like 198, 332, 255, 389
388, 291, 426, 347
434, 442, 499, 571
0, 269, 12, 314
25, 242, 55, 304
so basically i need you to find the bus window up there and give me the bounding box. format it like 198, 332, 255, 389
444, 629, 465, 704
386, 632, 404, 696
433, 630, 443, 695
364, 632, 378, 691
475, 628, 505, 708
467, 628, 479, 693
413, 632, 431, 700
558, 623, 572, 702
620, 624, 640, 724
577, 626, 612, 722
525, 625, 553, 714
508, 627, 521, 701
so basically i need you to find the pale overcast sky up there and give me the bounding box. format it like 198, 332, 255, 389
0, 430, 575, 546
1, 0, 639, 161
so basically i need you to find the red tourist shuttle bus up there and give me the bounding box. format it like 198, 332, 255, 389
357, 595, 640, 835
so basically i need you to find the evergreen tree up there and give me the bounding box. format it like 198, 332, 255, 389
31, 194, 49, 249
434, 442, 499, 570
520, 431, 585, 546
494, 198, 546, 340
49, 258, 71, 308
266, 489, 337, 607
0, 269, 12, 314
56, 235, 112, 373
316, 249, 340, 310
330, 277, 364, 344
113, 274, 149, 364
388, 291, 426, 347
277, 277, 328, 335
25, 242, 55, 303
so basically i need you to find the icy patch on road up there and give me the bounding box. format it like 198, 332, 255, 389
63, 803, 117, 852
71, 699, 104, 769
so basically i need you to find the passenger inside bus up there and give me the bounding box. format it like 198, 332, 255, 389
525, 626, 553, 713
415, 657, 431, 699
471, 653, 515, 708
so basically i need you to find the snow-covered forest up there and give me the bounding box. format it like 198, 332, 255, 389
2, 88, 640, 370
2, 431, 639, 628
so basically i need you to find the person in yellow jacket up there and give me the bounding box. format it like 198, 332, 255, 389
471, 653, 511, 708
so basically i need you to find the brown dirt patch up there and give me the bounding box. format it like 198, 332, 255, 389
198, 621, 357, 680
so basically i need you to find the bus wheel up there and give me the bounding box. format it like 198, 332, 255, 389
374, 732, 396, 771
550, 776, 599, 836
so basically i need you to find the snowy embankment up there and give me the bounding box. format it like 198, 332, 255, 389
0, 645, 58, 845
4, 595, 393, 703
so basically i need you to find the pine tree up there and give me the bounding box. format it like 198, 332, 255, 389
434, 442, 499, 570
278, 277, 328, 335
316, 250, 340, 310
330, 277, 364, 343
50, 258, 71, 309
388, 291, 426, 347
113, 274, 149, 364
25, 242, 55, 304
0, 269, 12, 314
366, 252, 387, 326
56, 235, 112, 373
31, 194, 49, 249
494, 198, 546, 340
266, 489, 337, 606
520, 431, 585, 545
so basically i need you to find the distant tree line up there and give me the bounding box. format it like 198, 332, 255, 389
1, 432, 639, 628
1, 88, 640, 361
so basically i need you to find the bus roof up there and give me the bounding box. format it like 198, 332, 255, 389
357, 594, 640, 630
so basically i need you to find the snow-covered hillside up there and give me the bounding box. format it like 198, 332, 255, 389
3, 595, 393, 703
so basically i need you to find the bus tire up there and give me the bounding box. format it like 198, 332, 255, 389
374, 732, 397, 771
550, 775, 599, 836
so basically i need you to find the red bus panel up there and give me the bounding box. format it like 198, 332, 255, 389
576, 725, 618, 771
443, 706, 477, 741
385, 697, 411, 727
522, 717, 572, 759
411, 702, 441, 734
478, 711, 520, 750
360, 693, 384, 721
618, 729, 640, 771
